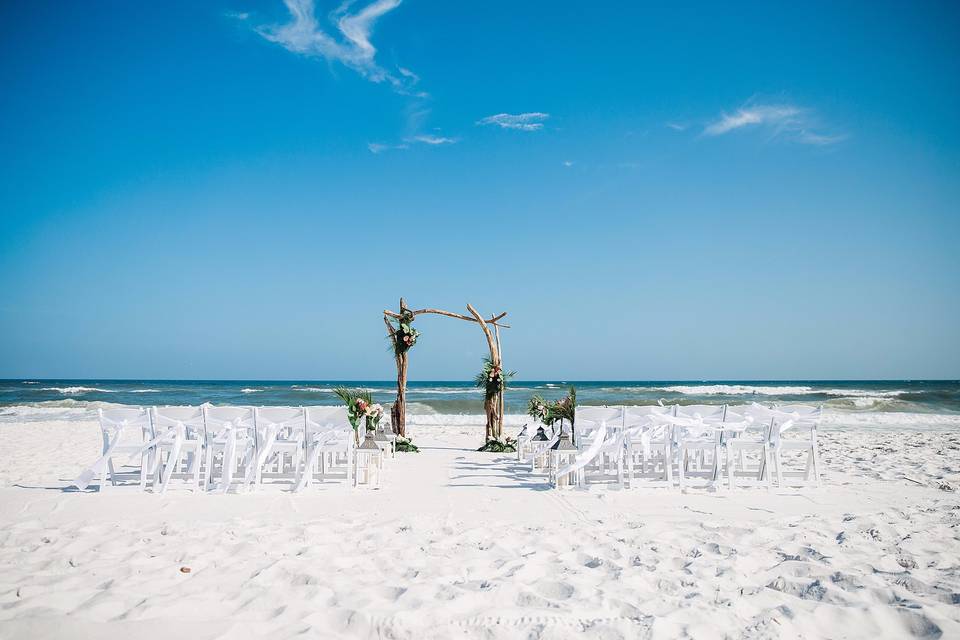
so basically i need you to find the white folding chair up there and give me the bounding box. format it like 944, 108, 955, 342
721, 406, 770, 489
152, 406, 207, 493
769, 404, 823, 488
623, 404, 677, 486
674, 405, 726, 488
202, 405, 256, 493
295, 406, 354, 490
574, 406, 625, 485
249, 406, 306, 490
74, 407, 155, 492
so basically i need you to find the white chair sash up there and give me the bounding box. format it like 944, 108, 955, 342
74, 419, 128, 491
244, 421, 280, 486
555, 421, 609, 479
204, 413, 254, 493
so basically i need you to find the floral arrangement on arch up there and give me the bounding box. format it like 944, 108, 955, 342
391, 310, 420, 355
474, 357, 515, 399
334, 386, 384, 441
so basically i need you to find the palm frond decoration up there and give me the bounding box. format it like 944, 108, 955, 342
473, 357, 516, 400
333, 386, 381, 431
477, 437, 517, 453
537, 386, 577, 427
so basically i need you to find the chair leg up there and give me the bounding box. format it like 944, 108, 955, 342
775, 449, 784, 488
193, 449, 202, 493
758, 446, 769, 486
626, 447, 634, 488
711, 446, 721, 486
811, 444, 821, 487
107, 459, 118, 486
293, 447, 303, 479
727, 447, 735, 490
160, 448, 180, 493
665, 443, 673, 484
140, 453, 149, 491
677, 447, 686, 488
204, 448, 214, 492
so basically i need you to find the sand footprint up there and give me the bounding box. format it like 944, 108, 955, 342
534, 579, 575, 600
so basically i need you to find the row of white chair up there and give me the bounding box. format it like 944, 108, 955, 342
518, 403, 822, 489
74, 405, 371, 493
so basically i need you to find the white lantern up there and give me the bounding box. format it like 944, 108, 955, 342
530, 425, 551, 472
550, 426, 579, 489
354, 433, 383, 488
373, 424, 394, 463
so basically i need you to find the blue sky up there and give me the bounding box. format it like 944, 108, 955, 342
1, 1, 958, 380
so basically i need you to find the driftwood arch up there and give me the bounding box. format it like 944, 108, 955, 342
383, 298, 510, 442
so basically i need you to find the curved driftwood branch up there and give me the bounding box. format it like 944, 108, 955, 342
384, 308, 510, 329
466, 304, 500, 365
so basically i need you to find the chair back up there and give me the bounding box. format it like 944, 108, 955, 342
623, 404, 674, 424
203, 405, 256, 440
622, 404, 675, 440
674, 404, 726, 441
153, 406, 206, 442
573, 407, 623, 436
98, 407, 153, 451
675, 404, 726, 422
771, 404, 821, 443
721, 405, 767, 442
304, 406, 353, 446
255, 406, 306, 441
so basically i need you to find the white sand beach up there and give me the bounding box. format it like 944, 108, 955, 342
1, 415, 958, 639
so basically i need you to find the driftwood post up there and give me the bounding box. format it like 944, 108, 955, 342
383, 298, 410, 438
466, 303, 502, 441
384, 301, 509, 443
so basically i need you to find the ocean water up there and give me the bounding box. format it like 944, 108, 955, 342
1, 379, 958, 430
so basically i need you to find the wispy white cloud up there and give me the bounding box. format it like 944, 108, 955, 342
665, 122, 687, 131
406, 134, 458, 145
368, 133, 457, 153
367, 142, 408, 154
225, 10, 250, 20
704, 104, 802, 136
796, 130, 848, 146
253, 0, 423, 95
703, 102, 844, 145
476, 112, 550, 131
563, 160, 574, 167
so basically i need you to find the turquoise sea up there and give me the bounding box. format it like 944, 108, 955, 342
2, 379, 957, 417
